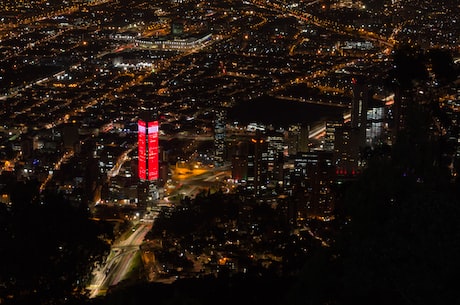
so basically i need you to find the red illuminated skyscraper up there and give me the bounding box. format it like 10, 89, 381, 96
138, 103, 159, 181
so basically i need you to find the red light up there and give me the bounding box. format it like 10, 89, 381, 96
138, 120, 147, 180
148, 121, 159, 181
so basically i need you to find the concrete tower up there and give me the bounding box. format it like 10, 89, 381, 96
138, 102, 159, 207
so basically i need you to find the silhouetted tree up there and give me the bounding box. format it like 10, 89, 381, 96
1, 187, 110, 305
390, 44, 429, 89
286, 78, 460, 305
427, 48, 457, 85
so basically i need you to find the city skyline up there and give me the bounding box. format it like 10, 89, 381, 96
0, 0, 459, 304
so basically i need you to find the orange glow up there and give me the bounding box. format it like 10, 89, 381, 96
218, 257, 229, 265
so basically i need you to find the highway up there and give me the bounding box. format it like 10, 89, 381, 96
87, 161, 232, 297
87, 221, 153, 298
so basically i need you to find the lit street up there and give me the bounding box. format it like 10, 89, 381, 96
87, 222, 152, 298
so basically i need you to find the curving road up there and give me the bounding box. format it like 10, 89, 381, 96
87, 222, 152, 298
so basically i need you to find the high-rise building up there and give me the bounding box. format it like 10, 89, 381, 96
231, 155, 247, 182
351, 76, 369, 147
137, 102, 160, 208
286, 124, 309, 155
213, 108, 226, 167
324, 120, 343, 152
138, 103, 159, 182
265, 133, 286, 183
334, 125, 361, 176
247, 134, 267, 194
365, 100, 386, 146
292, 151, 335, 218
62, 123, 79, 151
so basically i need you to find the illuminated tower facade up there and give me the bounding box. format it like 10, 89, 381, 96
137, 102, 159, 208
138, 103, 159, 181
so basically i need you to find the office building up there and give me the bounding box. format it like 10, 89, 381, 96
351, 76, 369, 147
138, 102, 159, 207
214, 108, 226, 167
292, 151, 336, 218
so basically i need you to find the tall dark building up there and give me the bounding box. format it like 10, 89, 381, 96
231, 155, 247, 182
229, 131, 285, 193
324, 120, 343, 152
391, 86, 418, 141
293, 151, 335, 218
213, 108, 226, 167
247, 134, 268, 194
62, 123, 79, 151
229, 133, 268, 194
287, 124, 309, 155
334, 125, 361, 175
351, 76, 369, 147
